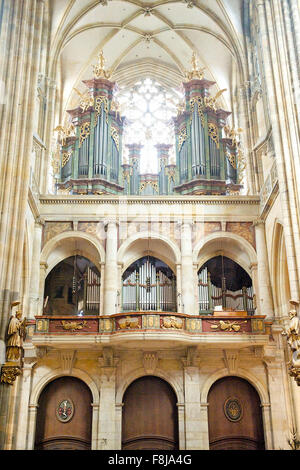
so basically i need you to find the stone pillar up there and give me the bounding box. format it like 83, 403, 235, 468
177, 403, 186, 450
98, 348, 118, 449
180, 221, 196, 315
263, 350, 290, 449
115, 403, 123, 449
260, 403, 273, 449
253, 219, 274, 318
15, 351, 36, 449
28, 218, 44, 319
183, 365, 202, 449
91, 403, 99, 450
37, 261, 48, 315
176, 263, 182, 312
26, 405, 38, 450
255, 0, 300, 301
250, 262, 260, 314
103, 220, 118, 315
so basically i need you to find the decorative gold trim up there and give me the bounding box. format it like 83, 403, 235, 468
178, 126, 187, 151
94, 96, 109, 126
0, 364, 21, 385
139, 180, 159, 193
110, 126, 119, 150
208, 122, 220, 148
61, 151, 73, 168
93, 50, 112, 79
225, 150, 237, 169
79, 122, 91, 148
190, 96, 205, 127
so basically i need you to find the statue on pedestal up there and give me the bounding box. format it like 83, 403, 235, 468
6, 301, 26, 361
282, 302, 300, 385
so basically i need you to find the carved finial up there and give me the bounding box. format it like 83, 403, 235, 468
93, 50, 111, 79
185, 53, 206, 81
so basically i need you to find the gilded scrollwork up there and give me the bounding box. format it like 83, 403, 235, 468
94, 96, 109, 125
189, 96, 205, 126
61, 151, 73, 168
208, 122, 220, 148
79, 122, 91, 147
110, 126, 119, 150
0, 365, 21, 385
177, 126, 187, 152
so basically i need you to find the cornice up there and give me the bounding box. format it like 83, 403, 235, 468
39, 195, 261, 206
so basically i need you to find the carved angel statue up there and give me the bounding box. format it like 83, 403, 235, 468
6, 301, 26, 361
282, 309, 300, 352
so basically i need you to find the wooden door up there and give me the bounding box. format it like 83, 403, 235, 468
35, 377, 92, 450
122, 376, 178, 450
208, 376, 265, 450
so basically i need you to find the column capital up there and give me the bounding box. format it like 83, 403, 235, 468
253, 218, 265, 227
103, 218, 119, 230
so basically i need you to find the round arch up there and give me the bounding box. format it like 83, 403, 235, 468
41, 230, 105, 276
116, 367, 184, 404
29, 367, 100, 408
117, 231, 181, 274
200, 367, 269, 405
193, 231, 257, 276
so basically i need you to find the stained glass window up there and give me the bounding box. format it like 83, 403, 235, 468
116, 78, 183, 173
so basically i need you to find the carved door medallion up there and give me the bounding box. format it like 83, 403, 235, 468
56, 398, 74, 423
224, 397, 243, 422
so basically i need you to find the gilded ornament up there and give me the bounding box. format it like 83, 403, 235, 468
94, 96, 109, 125
224, 397, 243, 422
210, 320, 247, 332
185, 53, 205, 81
79, 122, 91, 147
162, 316, 183, 329
117, 316, 140, 329
54, 123, 75, 145
110, 126, 120, 150
208, 122, 220, 148
0, 365, 21, 385
61, 151, 72, 168
61, 320, 88, 331
74, 88, 94, 113
177, 126, 187, 152
225, 150, 237, 169
92, 50, 112, 79
190, 96, 205, 126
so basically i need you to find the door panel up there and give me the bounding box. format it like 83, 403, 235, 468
208, 376, 265, 450
122, 376, 178, 450
35, 377, 92, 450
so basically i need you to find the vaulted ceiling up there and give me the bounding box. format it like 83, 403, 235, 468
48, 0, 245, 120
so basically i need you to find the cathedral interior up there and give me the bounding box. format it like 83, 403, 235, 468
0, 0, 300, 451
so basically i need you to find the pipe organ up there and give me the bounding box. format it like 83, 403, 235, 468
122, 257, 176, 312
198, 265, 255, 315
56, 52, 244, 196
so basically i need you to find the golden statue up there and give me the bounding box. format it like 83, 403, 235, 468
185, 53, 206, 81
92, 50, 112, 79
6, 301, 26, 361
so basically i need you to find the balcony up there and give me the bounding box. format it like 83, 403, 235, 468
27, 311, 272, 350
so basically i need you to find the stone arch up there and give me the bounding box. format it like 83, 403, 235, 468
270, 220, 291, 317
30, 367, 99, 407
117, 231, 181, 274
41, 230, 105, 275
116, 367, 184, 405
193, 231, 257, 276
200, 367, 269, 406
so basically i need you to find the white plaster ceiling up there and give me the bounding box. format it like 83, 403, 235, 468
49, 0, 244, 120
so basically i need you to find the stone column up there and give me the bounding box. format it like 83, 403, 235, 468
26, 405, 38, 450
97, 348, 118, 450
177, 403, 186, 450
182, 348, 202, 449
180, 221, 196, 315
253, 219, 274, 318
28, 218, 44, 319
176, 263, 182, 312
263, 351, 290, 449
260, 403, 273, 449
91, 403, 99, 450
15, 353, 36, 449
115, 403, 123, 450
250, 262, 260, 314
37, 261, 48, 315
200, 402, 210, 449
255, 0, 300, 301
103, 220, 118, 315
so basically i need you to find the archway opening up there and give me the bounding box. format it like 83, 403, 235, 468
122, 376, 179, 450
35, 376, 93, 450
122, 256, 176, 312
198, 255, 255, 314
208, 376, 265, 450
44, 255, 101, 315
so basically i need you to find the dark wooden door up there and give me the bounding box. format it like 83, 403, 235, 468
35, 376, 92, 450
122, 376, 178, 450
208, 376, 265, 450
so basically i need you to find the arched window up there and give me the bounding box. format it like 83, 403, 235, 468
44, 255, 101, 315
122, 256, 176, 312
198, 255, 255, 315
